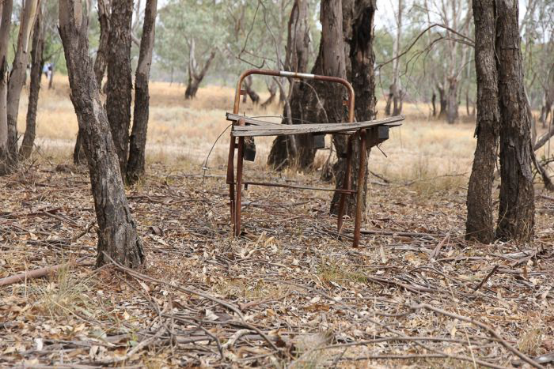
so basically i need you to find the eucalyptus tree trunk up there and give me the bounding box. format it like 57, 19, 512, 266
58, 0, 144, 268
495, 0, 535, 242
127, 0, 157, 184
6, 0, 39, 171
391, 0, 403, 116
241, 75, 260, 104
0, 0, 13, 176
20, 4, 45, 160
74, 0, 111, 165
184, 39, 216, 99
446, 76, 459, 124
267, 0, 311, 170
106, 0, 133, 177
466, 0, 500, 243
330, 0, 376, 216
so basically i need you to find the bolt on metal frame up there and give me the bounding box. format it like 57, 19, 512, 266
226, 69, 367, 247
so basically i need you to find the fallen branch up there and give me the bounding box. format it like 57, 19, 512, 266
411, 303, 544, 369
103, 252, 245, 320
0, 258, 87, 287
473, 265, 499, 292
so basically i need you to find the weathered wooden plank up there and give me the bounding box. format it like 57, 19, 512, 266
228, 114, 404, 137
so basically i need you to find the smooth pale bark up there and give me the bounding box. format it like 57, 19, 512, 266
267, 0, 311, 169
127, 0, 157, 184
330, 0, 376, 216
495, 0, 535, 242
0, 0, 13, 176
20, 5, 45, 160
106, 0, 133, 176
75, 0, 111, 165
58, 0, 144, 268
6, 0, 39, 171
465, 0, 500, 243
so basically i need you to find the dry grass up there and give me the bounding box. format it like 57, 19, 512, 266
2, 76, 553, 368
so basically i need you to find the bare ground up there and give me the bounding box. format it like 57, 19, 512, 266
1, 158, 554, 368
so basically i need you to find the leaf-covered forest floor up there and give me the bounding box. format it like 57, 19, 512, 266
1, 159, 553, 368
2, 80, 554, 368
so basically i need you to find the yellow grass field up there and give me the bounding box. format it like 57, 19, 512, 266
2, 75, 553, 369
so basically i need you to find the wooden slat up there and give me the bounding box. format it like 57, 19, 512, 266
227, 114, 404, 137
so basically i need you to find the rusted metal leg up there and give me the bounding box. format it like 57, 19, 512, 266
235, 136, 245, 236
337, 136, 353, 233
227, 135, 236, 232
353, 129, 367, 248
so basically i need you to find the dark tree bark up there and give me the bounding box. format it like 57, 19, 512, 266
5, 0, 39, 172
466, 0, 500, 243
437, 84, 447, 119
242, 75, 260, 104
184, 39, 216, 99
0, 0, 14, 176
74, 0, 111, 165
431, 91, 437, 117
495, 0, 535, 242
20, 4, 45, 160
330, 0, 376, 216
267, 0, 311, 170
106, 0, 133, 176
94, 0, 111, 88
58, 0, 144, 268
127, 0, 157, 184
260, 79, 277, 109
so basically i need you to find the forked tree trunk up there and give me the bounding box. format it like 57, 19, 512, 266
0, 0, 13, 176
6, 0, 39, 171
495, 0, 535, 242
75, 0, 111, 165
184, 39, 216, 100
58, 0, 144, 268
267, 0, 311, 170
260, 79, 277, 109
127, 0, 157, 184
106, 0, 133, 177
241, 75, 260, 104
466, 0, 500, 243
20, 4, 45, 160
330, 0, 376, 216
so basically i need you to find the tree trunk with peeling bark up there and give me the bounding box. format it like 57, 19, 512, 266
0, 0, 13, 176
495, 0, 535, 242
6, 0, 39, 172
267, 0, 311, 170
20, 4, 45, 160
58, 0, 144, 268
466, 0, 500, 243
75, 0, 111, 165
330, 0, 376, 216
127, 0, 157, 184
106, 0, 133, 177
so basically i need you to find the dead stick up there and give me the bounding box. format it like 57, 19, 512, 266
103, 252, 245, 320
411, 303, 544, 369
473, 265, 499, 292
0, 258, 86, 287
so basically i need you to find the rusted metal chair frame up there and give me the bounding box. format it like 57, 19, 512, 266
226, 69, 367, 247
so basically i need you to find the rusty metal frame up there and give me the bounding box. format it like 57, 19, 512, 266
226, 69, 367, 247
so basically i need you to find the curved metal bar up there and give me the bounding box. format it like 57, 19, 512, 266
233, 69, 355, 124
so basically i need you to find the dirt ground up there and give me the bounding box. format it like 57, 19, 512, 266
1, 80, 554, 368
